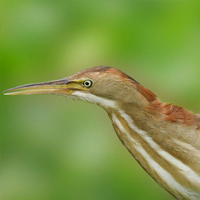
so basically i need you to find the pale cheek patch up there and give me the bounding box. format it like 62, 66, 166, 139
72, 91, 116, 109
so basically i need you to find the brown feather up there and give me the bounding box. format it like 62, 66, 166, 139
148, 99, 200, 128
136, 84, 157, 102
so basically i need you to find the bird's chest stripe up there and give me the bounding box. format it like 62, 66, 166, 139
111, 111, 200, 200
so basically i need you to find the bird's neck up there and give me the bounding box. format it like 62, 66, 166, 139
107, 99, 200, 200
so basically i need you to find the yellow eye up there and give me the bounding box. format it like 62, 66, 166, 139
83, 80, 93, 88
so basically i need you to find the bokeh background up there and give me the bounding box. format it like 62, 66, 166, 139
1, 1, 200, 200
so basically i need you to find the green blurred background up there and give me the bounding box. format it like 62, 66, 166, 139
1, 1, 200, 200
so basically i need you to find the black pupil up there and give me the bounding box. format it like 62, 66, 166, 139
85, 81, 90, 86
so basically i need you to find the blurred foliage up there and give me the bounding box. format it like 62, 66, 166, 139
1, 1, 200, 200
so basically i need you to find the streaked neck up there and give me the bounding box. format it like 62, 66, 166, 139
107, 101, 200, 200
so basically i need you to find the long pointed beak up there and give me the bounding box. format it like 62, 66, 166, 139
3, 78, 77, 96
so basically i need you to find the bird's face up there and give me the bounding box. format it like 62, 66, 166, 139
4, 66, 150, 109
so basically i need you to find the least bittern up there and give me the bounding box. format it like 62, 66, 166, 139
4, 66, 200, 200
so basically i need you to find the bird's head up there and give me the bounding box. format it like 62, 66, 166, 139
4, 66, 156, 109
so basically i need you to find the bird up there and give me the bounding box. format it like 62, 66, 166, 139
3, 66, 200, 200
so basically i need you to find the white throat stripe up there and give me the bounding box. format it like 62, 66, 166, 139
72, 91, 116, 108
